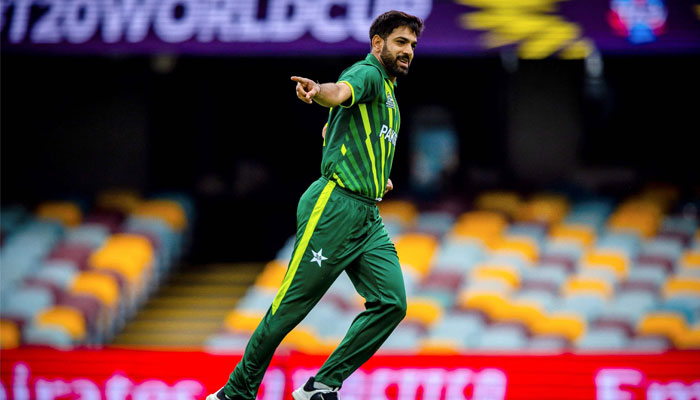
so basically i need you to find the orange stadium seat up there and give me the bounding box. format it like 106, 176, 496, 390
35, 306, 87, 342
550, 224, 596, 248
662, 277, 700, 297
224, 310, 265, 334
492, 237, 539, 262
676, 328, 700, 350
254, 260, 288, 292
532, 312, 587, 342
280, 327, 335, 354
582, 250, 629, 278
132, 200, 188, 231
417, 338, 462, 355
457, 289, 510, 319
36, 201, 82, 227
607, 199, 662, 238
394, 233, 438, 277
516, 194, 569, 225
452, 210, 507, 246
70, 271, 121, 310
405, 297, 443, 328
475, 191, 521, 218
562, 276, 614, 299
492, 300, 547, 328
471, 264, 521, 289
637, 312, 687, 346
680, 250, 700, 269
0, 320, 21, 349
96, 189, 142, 213
377, 200, 418, 226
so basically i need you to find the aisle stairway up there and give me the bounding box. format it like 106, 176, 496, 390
111, 263, 264, 348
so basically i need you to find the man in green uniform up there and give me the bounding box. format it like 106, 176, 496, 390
207, 10, 423, 400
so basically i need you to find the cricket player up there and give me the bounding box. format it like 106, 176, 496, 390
208, 10, 423, 400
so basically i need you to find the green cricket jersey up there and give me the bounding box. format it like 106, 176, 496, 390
321, 53, 400, 201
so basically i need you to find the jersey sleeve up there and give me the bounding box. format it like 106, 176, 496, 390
336, 64, 383, 108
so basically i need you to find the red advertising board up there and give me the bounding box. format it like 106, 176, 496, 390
1, 348, 699, 400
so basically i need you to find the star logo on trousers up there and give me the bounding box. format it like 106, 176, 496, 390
310, 249, 328, 267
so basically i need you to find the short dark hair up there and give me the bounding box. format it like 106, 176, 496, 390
369, 10, 424, 41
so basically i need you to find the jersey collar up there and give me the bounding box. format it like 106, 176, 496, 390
365, 53, 397, 86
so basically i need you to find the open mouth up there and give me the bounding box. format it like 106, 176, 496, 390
397, 57, 409, 68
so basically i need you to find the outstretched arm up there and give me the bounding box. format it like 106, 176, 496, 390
291, 76, 352, 108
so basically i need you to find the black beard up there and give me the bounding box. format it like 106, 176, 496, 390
380, 44, 409, 78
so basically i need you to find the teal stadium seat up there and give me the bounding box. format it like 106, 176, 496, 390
428, 312, 484, 349
577, 328, 629, 350
1, 287, 55, 321
476, 325, 528, 350
23, 324, 73, 348
432, 237, 485, 273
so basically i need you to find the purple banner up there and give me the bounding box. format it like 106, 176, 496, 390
2, 0, 700, 56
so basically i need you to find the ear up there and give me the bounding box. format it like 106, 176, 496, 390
371, 34, 384, 52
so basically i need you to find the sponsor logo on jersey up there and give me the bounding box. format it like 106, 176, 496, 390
385, 91, 395, 110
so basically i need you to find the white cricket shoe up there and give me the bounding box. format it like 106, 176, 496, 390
292, 377, 340, 400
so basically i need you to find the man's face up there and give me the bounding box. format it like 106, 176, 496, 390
379, 26, 418, 78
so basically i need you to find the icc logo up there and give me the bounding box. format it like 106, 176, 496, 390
608, 0, 668, 44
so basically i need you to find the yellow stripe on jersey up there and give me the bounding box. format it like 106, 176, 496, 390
271, 180, 336, 315
333, 173, 346, 188
338, 81, 355, 108
359, 103, 380, 198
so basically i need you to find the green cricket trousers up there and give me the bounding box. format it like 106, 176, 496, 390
224, 177, 407, 399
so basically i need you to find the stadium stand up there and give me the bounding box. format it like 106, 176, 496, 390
0, 191, 194, 348
206, 184, 700, 353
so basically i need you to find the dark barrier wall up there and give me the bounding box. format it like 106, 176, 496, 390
2, 54, 699, 261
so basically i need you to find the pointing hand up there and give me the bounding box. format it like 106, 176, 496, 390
291, 76, 320, 104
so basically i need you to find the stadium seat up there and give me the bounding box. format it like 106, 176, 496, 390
451, 210, 507, 246
476, 324, 528, 350
549, 224, 596, 248
513, 290, 558, 311
660, 295, 700, 324
378, 324, 422, 352
582, 250, 629, 279
405, 297, 443, 328
132, 200, 188, 232
627, 335, 671, 351
531, 312, 586, 341
642, 237, 684, 261
562, 276, 614, 299
524, 264, 569, 287
0, 286, 55, 321
637, 312, 687, 346
471, 264, 521, 289
475, 191, 521, 218
676, 327, 700, 350
236, 288, 276, 313
680, 250, 700, 269
83, 210, 125, 234
47, 242, 93, 270
577, 328, 629, 350
596, 232, 641, 259
507, 222, 548, 244
516, 194, 569, 225
432, 237, 485, 273
253, 260, 287, 292
394, 233, 438, 277
377, 200, 418, 227
492, 299, 546, 328
65, 224, 110, 249
417, 338, 462, 355
96, 189, 141, 213
36, 201, 82, 227
528, 335, 571, 351
69, 271, 120, 311
23, 324, 73, 348
0, 319, 21, 349
416, 211, 456, 237
556, 293, 607, 321
204, 333, 251, 353
626, 264, 667, 286
279, 326, 332, 354
428, 311, 485, 348
34, 261, 79, 289
35, 305, 87, 342
224, 310, 265, 334
662, 276, 700, 298
491, 236, 539, 263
